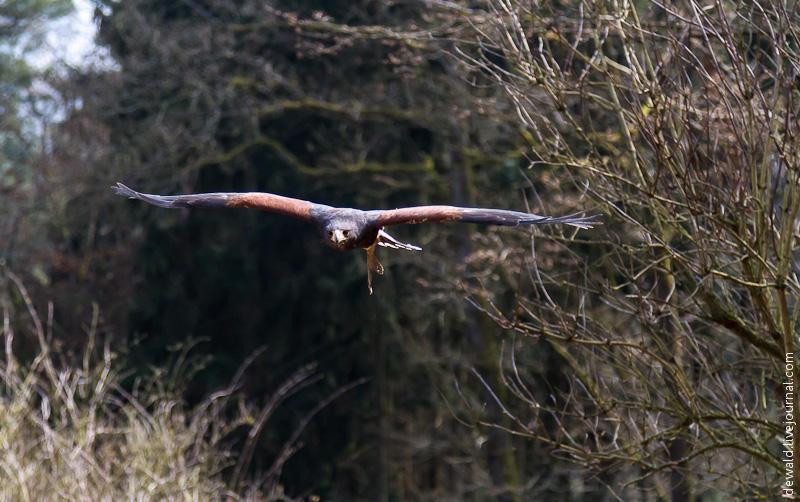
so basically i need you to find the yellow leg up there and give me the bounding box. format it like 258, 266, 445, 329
366, 245, 384, 295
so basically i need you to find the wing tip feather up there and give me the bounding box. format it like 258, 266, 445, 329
111, 182, 139, 199
525, 212, 602, 229
111, 182, 178, 208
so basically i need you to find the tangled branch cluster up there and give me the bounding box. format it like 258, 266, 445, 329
469, 0, 799, 498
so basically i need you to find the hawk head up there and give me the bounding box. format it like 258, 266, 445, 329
323, 220, 359, 250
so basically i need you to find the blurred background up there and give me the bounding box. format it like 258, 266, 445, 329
1, 1, 796, 500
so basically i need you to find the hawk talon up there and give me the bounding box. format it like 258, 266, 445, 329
366, 245, 384, 295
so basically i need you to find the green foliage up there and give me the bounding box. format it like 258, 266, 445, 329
0, 0, 73, 289
0, 0, 72, 150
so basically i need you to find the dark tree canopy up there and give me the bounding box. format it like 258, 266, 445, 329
52, 1, 558, 498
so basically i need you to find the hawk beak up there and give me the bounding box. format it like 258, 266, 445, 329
332, 229, 346, 244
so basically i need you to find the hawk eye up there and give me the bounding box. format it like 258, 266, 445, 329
343, 230, 350, 237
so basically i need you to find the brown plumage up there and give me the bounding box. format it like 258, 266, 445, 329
113, 183, 599, 294
226, 193, 314, 218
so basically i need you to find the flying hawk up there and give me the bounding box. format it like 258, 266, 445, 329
113, 183, 598, 294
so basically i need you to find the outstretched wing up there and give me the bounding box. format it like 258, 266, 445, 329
369, 206, 599, 229
112, 183, 319, 222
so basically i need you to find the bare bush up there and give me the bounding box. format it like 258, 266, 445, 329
463, 0, 799, 499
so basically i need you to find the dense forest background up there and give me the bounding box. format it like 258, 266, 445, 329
1, 0, 798, 500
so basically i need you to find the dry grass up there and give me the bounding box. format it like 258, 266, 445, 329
0, 269, 306, 502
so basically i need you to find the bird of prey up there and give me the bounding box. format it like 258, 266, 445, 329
113, 183, 598, 294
